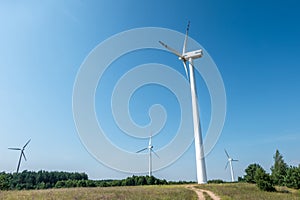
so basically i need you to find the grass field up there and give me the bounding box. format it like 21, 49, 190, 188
196, 182, 300, 200
1, 183, 300, 200
0, 185, 197, 200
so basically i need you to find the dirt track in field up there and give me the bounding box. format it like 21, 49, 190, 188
186, 185, 221, 200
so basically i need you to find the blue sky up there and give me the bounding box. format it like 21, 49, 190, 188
1, 0, 300, 181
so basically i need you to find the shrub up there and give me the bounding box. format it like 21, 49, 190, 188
284, 166, 300, 189
254, 168, 275, 192
207, 179, 224, 184
244, 163, 264, 183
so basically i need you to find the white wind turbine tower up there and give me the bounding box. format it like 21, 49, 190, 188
136, 133, 159, 176
159, 21, 207, 184
224, 149, 238, 182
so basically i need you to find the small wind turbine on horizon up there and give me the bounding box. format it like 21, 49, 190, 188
159, 21, 207, 184
8, 139, 31, 173
136, 133, 159, 177
224, 149, 238, 182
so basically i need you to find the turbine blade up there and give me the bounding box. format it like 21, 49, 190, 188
22, 151, 27, 161
151, 149, 160, 158
225, 161, 229, 169
149, 132, 152, 146
136, 148, 147, 153
23, 139, 31, 148
182, 21, 190, 54
159, 41, 182, 57
182, 61, 189, 80
224, 149, 230, 158
8, 148, 21, 150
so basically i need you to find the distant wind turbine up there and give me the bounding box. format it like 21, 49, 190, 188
224, 149, 238, 182
159, 21, 207, 184
136, 133, 159, 176
8, 139, 31, 173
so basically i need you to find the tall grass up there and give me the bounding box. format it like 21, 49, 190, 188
0, 185, 197, 200
196, 182, 300, 200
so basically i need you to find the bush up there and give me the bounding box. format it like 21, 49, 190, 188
36, 182, 46, 189
238, 176, 245, 182
244, 164, 264, 183
0, 173, 10, 190
254, 168, 275, 192
207, 179, 225, 184
284, 166, 300, 189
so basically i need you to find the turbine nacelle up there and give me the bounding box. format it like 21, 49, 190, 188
182, 49, 203, 60
159, 21, 203, 81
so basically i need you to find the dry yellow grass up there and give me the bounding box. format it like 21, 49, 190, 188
3, 183, 299, 200
196, 182, 300, 200
0, 185, 197, 200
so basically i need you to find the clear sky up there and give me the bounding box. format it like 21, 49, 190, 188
1, 0, 300, 182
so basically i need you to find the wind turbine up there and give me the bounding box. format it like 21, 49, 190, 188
159, 21, 207, 184
8, 139, 31, 173
136, 133, 159, 176
224, 149, 238, 182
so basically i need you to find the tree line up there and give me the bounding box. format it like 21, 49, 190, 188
0, 170, 189, 190
0, 170, 88, 190
238, 150, 300, 191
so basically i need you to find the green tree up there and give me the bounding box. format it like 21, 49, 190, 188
137, 176, 146, 185
146, 176, 155, 185
254, 168, 275, 192
0, 173, 10, 190
284, 166, 300, 189
124, 177, 135, 186
111, 180, 121, 186
97, 180, 108, 187
65, 180, 76, 188
37, 181, 46, 189
86, 180, 96, 187
77, 180, 87, 187
55, 181, 64, 188
271, 150, 288, 186
244, 163, 264, 183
